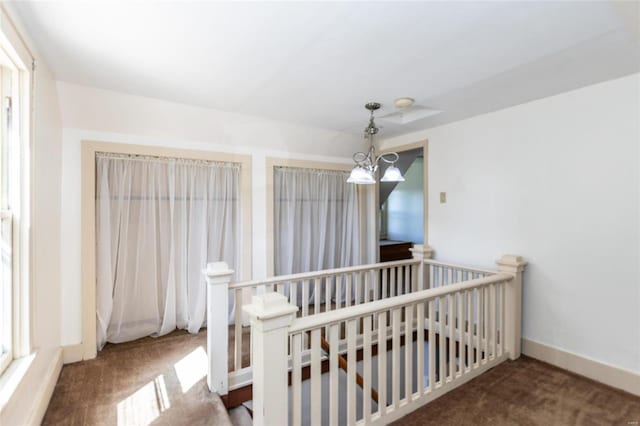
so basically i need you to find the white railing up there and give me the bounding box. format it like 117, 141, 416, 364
205, 257, 426, 396
232, 259, 421, 360
424, 258, 499, 288
244, 254, 526, 425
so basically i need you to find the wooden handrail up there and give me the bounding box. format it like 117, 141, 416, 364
320, 336, 379, 404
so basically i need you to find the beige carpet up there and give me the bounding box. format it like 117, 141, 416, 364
394, 355, 640, 425
43, 330, 231, 426
43, 329, 640, 425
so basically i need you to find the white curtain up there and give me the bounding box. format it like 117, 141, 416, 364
96, 153, 240, 350
274, 167, 362, 303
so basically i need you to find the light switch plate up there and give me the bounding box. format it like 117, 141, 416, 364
440, 192, 447, 203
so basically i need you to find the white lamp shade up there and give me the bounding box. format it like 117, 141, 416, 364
347, 166, 376, 184
380, 165, 405, 182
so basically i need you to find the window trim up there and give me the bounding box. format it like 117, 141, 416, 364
0, 63, 12, 374
0, 6, 33, 375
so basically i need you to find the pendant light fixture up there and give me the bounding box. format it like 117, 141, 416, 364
347, 102, 405, 185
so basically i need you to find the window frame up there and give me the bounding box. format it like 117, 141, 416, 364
0, 62, 12, 373
0, 11, 33, 375
0, 210, 12, 374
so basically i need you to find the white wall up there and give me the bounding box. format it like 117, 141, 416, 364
0, 6, 64, 425
57, 81, 363, 158
32, 53, 63, 352
383, 73, 640, 373
56, 82, 363, 346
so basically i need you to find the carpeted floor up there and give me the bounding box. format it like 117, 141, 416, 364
42, 330, 230, 426
43, 329, 640, 425
394, 356, 640, 425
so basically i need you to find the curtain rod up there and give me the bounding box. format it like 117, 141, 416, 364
96, 195, 240, 202
96, 151, 240, 168
275, 166, 349, 175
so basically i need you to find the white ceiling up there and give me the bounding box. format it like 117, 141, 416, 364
8, 1, 640, 137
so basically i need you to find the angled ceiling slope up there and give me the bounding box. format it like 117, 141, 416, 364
8, 1, 640, 137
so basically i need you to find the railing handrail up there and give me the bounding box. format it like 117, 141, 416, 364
423, 258, 499, 275
288, 272, 513, 334
229, 258, 420, 290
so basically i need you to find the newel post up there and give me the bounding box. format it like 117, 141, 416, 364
204, 262, 235, 394
244, 293, 298, 426
496, 255, 527, 360
410, 244, 434, 289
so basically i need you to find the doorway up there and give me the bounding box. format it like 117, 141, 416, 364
378, 143, 426, 262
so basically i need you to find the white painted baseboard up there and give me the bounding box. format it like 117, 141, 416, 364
522, 338, 640, 396
62, 343, 85, 364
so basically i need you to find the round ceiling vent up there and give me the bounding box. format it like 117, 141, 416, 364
394, 97, 414, 109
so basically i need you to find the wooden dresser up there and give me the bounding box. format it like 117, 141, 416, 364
379, 240, 413, 262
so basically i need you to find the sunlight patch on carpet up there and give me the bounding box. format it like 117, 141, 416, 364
174, 345, 207, 393
117, 374, 170, 425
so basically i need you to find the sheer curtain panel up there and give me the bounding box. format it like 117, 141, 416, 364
96, 153, 240, 350
274, 167, 362, 303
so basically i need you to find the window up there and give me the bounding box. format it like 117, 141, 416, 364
0, 62, 14, 374
0, 34, 30, 374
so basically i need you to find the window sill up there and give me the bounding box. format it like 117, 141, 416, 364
0, 352, 35, 413
0, 347, 62, 425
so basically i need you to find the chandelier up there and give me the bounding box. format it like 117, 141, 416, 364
347, 102, 405, 185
